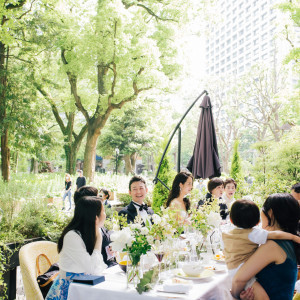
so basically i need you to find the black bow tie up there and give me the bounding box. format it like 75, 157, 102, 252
134, 203, 148, 211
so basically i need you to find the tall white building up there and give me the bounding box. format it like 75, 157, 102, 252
205, 0, 290, 76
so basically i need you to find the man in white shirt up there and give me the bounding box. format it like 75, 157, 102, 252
118, 175, 154, 225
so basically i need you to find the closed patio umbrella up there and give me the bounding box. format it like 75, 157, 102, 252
187, 95, 221, 179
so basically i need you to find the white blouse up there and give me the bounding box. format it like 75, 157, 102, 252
59, 230, 107, 275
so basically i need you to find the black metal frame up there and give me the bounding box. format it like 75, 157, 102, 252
153, 90, 208, 189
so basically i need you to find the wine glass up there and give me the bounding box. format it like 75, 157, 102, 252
153, 244, 165, 282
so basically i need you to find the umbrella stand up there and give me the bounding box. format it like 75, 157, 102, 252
153, 90, 208, 189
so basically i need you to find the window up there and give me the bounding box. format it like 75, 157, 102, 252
253, 29, 258, 36
262, 43, 267, 51
239, 57, 244, 63
262, 33, 267, 40
253, 48, 259, 55
246, 5, 251, 13
246, 24, 251, 32
210, 66, 214, 72
233, 34, 237, 41
227, 56, 231, 62
246, 62, 251, 68
232, 43, 237, 49
239, 38, 244, 45
221, 59, 225, 65
216, 39, 219, 44
216, 47, 219, 53
233, 52, 237, 58
239, 20, 244, 27
253, 18, 259, 26
253, 38, 258, 45
221, 68, 225, 73
239, 3, 243, 9
261, 23, 267, 30
261, 12, 267, 21
246, 33, 251, 41
239, 48, 244, 54
233, 61, 237, 68
262, 53, 268, 60
233, 16, 237, 23
239, 66, 244, 72
227, 47, 231, 53
246, 43, 251, 50
227, 39, 231, 45
216, 55, 219, 61
227, 64, 231, 71
239, 29, 244, 35
246, 52, 251, 60
233, 25, 237, 32
253, 8, 259, 16
261, 2, 267, 10
216, 63, 219, 69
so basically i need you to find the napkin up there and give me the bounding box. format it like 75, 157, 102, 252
161, 279, 193, 294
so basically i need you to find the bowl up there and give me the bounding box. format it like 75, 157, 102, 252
182, 263, 204, 277
118, 261, 131, 273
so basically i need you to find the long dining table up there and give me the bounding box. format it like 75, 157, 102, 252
67, 264, 234, 300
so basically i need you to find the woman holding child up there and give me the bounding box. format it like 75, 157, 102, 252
166, 171, 193, 223
231, 193, 300, 300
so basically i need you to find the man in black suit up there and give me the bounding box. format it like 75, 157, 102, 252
118, 175, 154, 225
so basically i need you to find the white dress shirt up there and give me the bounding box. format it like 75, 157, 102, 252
132, 201, 151, 225
59, 230, 107, 275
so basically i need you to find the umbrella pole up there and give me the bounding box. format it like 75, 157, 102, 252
153, 90, 208, 187
177, 127, 181, 173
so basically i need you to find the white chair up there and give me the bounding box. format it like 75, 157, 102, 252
19, 241, 58, 300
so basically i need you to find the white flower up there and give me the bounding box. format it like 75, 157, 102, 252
141, 227, 149, 235
146, 236, 154, 244
110, 229, 134, 252
152, 214, 161, 224
130, 223, 142, 231
207, 212, 221, 228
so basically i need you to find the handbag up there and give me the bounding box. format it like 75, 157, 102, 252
36, 254, 59, 298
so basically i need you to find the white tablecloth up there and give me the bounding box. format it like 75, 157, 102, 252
67, 265, 233, 300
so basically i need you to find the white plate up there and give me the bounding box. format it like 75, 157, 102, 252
204, 265, 227, 273
175, 272, 213, 280
212, 258, 226, 264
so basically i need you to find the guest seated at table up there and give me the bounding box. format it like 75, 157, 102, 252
291, 183, 300, 204
118, 175, 154, 225
223, 199, 300, 300
222, 178, 237, 209
46, 196, 107, 300
166, 171, 193, 224
231, 193, 300, 300
99, 188, 112, 208
74, 186, 117, 268
197, 177, 228, 220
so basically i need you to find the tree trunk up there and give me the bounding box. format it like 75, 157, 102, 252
124, 154, 132, 175
64, 144, 77, 175
83, 126, 101, 182
0, 42, 10, 181
1, 129, 10, 181
130, 153, 137, 174
30, 158, 39, 174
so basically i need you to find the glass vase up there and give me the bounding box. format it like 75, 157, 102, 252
126, 253, 141, 289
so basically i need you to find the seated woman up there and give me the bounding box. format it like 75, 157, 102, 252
46, 196, 107, 299
74, 186, 117, 268
231, 193, 300, 300
166, 171, 193, 224
197, 177, 228, 220
99, 188, 111, 208
222, 178, 237, 209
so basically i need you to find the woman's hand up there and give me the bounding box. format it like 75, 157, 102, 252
240, 287, 254, 300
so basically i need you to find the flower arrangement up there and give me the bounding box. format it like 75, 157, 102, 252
189, 199, 221, 235
110, 222, 151, 265
148, 211, 176, 242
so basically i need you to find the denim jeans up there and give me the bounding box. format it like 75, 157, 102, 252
62, 190, 72, 209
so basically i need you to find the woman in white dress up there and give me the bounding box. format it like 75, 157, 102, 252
46, 196, 107, 299
166, 171, 194, 224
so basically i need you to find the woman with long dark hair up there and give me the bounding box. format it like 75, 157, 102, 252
231, 193, 300, 300
166, 171, 193, 223
46, 196, 107, 299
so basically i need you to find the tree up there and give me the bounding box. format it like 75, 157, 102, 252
230, 140, 243, 182
152, 142, 176, 213
97, 100, 158, 175
0, 0, 28, 181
